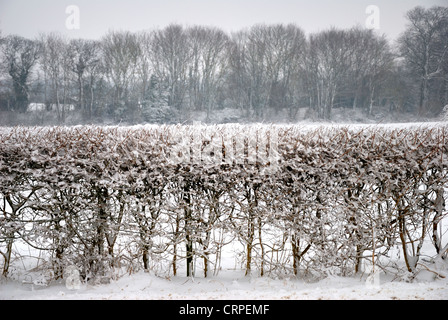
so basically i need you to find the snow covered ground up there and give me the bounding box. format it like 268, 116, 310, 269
1, 267, 447, 300
2, 227, 447, 300
1, 238, 447, 300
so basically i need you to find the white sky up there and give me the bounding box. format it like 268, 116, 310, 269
0, 0, 447, 42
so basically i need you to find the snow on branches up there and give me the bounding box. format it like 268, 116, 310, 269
0, 124, 447, 281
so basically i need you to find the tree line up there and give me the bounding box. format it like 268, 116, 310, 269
0, 5, 447, 125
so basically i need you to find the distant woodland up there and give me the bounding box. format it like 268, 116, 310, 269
0, 5, 447, 126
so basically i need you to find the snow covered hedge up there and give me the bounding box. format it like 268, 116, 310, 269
1, 124, 447, 282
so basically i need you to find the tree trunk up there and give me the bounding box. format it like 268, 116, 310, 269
94, 186, 108, 277
432, 187, 444, 254
184, 187, 194, 278
354, 244, 364, 274
369, 83, 375, 116
186, 238, 193, 277
291, 233, 312, 276
398, 208, 414, 273
203, 250, 209, 278
1, 239, 13, 278
142, 246, 150, 272
172, 213, 180, 276
245, 216, 255, 276
258, 217, 264, 277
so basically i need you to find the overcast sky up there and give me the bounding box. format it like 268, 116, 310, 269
0, 0, 446, 41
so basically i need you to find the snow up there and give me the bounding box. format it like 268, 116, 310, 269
2, 239, 447, 300
1, 268, 447, 300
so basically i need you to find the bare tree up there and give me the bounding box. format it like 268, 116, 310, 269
1, 35, 40, 113
305, 29, 351, 120
227, 24, 306, 120
186, 26, 229, 120
39, 33, 71, 123
102, 30, 141, 122
398, 6, 448, 116
67, 39, 101, 120
364, 34, 394, 116
151, 24, 191, 114
345, 28, 394, 116
135, 31, 153, 106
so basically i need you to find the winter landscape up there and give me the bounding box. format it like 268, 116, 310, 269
0, 122, 447, 302
0, 1, 448, 302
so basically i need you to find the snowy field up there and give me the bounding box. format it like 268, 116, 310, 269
2, 223, 448, 300
1, 121, 447, 301
1, 240, 448, 301
1, 268, 447, 300
1, 222, 447, 300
